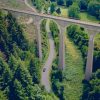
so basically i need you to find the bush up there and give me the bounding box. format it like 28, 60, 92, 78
68, 3, 80, 19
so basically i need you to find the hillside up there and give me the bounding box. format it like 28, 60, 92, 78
0, 10, 58, 100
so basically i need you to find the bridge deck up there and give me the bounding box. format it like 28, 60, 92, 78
0, 7, 100, 32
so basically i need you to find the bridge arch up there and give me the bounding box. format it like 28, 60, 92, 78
39, 18, 65, 70
1, 8, 100, 80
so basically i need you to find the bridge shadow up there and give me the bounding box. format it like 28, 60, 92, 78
81, 80, 91, 100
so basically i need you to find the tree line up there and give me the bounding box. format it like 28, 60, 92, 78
31, 0, 100, 20
67, 24, 100, 100
50, 0, 100, 19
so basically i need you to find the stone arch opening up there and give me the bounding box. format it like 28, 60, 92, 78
49, 20, 66, 70
49, 19, 60, 54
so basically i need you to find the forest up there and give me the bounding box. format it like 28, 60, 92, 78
0, 11, 58, 100
0, 0, 100, 99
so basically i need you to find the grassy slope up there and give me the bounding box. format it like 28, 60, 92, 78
17, 16, 36, 43
80, 12, 99, 23
94, 34, 100, 49
53, 7, 99, 23
63, 34, 84, 100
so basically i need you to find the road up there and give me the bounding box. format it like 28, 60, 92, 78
41, 20, 55, 92
24, 0, 55, 91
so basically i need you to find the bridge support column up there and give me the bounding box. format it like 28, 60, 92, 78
35, 20, 42, 60
85, 34, 95, 81
58, 27, 65, 70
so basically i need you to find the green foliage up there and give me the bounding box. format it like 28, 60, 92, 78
15, 61, 33, 86
29, 57, 40, 84
89, 70, 100, 99
67, 24, 88, 58
88, 1, 100, 19
0, 57, 12, 90
0, 12, 29, 58
49, 21, 64, 100
67, 24, 100, 71
57, 0, 64, 6
31, 0, 44, 12
64, 34, 84, 100
12, 79, 28, 100
67, 25, 100, 100
50, 3, 56, 14
41, 19, 49, 63
93, 51, 100, 71
0, 90, 7, 100
0, 11, 56, 99
56, 8, 61, 14
66, 0, 74, 7
31, 0, 99, 21
68, 3, 80, 19
49, 21, 59, 55
82, 69, 100, 100
79, 0, 88, 11
51, 59, 64, 100
7, 13, 29, 51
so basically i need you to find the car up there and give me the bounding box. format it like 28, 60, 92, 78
43, 68, 46, 72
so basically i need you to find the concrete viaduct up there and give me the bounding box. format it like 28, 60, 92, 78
1, 8, 100, 81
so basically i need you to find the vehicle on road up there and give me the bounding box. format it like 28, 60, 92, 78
43, 68, 46, 72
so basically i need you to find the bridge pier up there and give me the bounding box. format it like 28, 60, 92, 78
85, 33, 95, 81
34, 17, 42, 60
58, 27, 65, 70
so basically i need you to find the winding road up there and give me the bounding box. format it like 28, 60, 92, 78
24, 0, 55, 92
41, 20, 55, 92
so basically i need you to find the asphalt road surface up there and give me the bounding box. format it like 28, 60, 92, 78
41, 20, 55, 92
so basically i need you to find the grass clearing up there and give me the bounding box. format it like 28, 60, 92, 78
60, 8, 68, 18
94, 33, 100, 49
80, 12, 99, 23
53, 7, 99, 23
63, 33, 84, 100
17, 16, 36, 43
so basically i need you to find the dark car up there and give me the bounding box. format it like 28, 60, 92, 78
43, 68, 46, 72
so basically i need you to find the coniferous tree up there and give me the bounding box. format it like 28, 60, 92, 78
29, 57, 40, 84
0, 57, 12, 89
68, 3, 80, 19
12, 79, 28, 100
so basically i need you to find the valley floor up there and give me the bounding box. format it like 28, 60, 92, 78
63, 34, 84, 100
